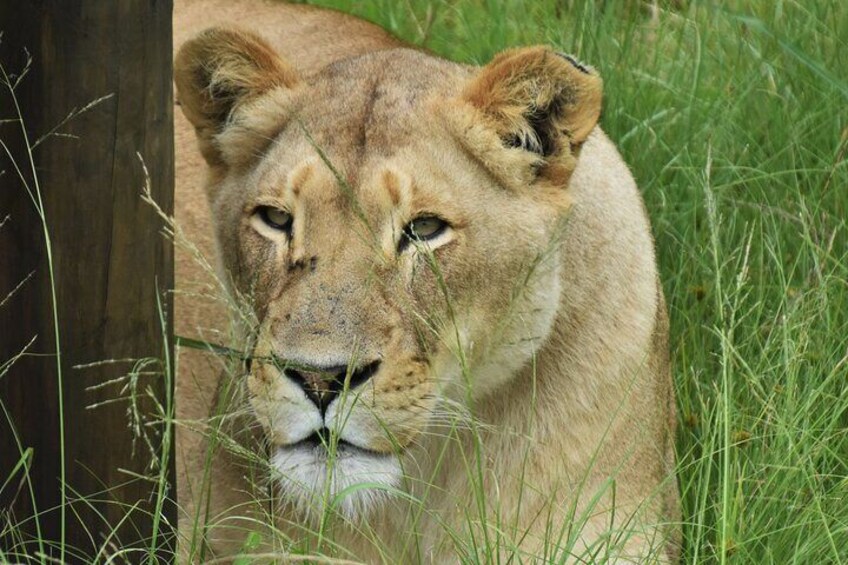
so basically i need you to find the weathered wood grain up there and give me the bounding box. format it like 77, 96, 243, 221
0, 1, 175, 561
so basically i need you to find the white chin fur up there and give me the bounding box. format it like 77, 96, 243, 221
271, 444, 402, 520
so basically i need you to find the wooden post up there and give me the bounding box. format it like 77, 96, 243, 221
0, 1, 175, 561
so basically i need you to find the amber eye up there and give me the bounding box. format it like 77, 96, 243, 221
256, 206, 293, 232
399, 216, 448, 252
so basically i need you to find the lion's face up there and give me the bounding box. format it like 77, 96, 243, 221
176, 29, 601, 518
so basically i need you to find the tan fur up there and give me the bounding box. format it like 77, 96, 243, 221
174, 1, 679, 562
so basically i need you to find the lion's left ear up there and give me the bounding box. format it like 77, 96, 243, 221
175, 26, 301, 169
444, 47, 602, 189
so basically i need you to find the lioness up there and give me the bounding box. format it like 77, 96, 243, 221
174, 0, 679, 562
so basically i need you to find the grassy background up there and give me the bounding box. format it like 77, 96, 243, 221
294, 0, 848, 562
2, 0, 846, 562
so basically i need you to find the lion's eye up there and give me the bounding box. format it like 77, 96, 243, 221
256, 206, 293, 232
399, 216, 448, 252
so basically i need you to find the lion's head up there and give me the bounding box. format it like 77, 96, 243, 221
175, 27, 602, 518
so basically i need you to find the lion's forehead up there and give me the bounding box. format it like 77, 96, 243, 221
309, 48, 467, 106
292, 49, 466, 159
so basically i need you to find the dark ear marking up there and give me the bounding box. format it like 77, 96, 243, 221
198, 65, 244, 126
504, 102, 562, 157
556, 52, 592, 75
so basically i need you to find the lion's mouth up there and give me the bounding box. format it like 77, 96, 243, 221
291, 427, 386, 457
271, 427, 403, 518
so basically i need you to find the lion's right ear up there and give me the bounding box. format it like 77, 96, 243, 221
175, 27, 300, 168
440, 47, 602, 195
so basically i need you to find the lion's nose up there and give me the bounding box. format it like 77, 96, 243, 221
285, 360, 380, 415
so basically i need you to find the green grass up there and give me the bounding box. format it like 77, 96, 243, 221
3, 0, 848, 563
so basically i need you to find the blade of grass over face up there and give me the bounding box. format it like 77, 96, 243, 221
176, 335, 356, 376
